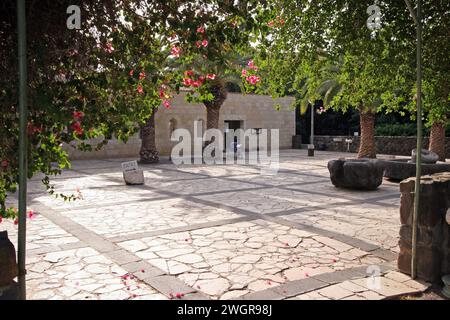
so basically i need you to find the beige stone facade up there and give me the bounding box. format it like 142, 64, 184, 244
65, 93, 295, 159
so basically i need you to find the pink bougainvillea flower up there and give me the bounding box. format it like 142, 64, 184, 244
198, 76, 205, 84
70, 121, 84, 136
267, 20, 275, 27
332, 259, 337, 263
246, 75, 261, 85
183, 78, 193, 86
105, 43, 115, 53
304, 272, 309, 277
76, 188, 84, 200
171, 45, 181, 57
279, 18, 285, 25
175, 292, 184, 299
0, 216, 2, 224
196, 26, 205, 34
247, 60, 259, 71
14, 218, 19, 225
201, 39, 208, 47
266, 280, 272, 285
27, 210, 35, 219
139, 71, 146, 80
163, 100, 171, 109
192, 81, 201, 88
206, 74, 216, 80
72, 111, 85, 120
241, 69, 247, 76
137, 85, 144, 94
1, 160, 8, 169
140, 269, 145, 273
184, 70, 195, 77
195, 41, 201, 48
129, 69, 134, 76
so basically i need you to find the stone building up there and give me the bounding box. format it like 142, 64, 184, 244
65, 92, 295, 159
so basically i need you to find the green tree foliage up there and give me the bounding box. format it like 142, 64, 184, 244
0, 0, 260, 220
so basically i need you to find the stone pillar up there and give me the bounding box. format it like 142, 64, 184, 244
398, 172, 450, 282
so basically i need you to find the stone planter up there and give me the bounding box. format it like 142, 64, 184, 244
0, 231, 19, 299
383, 159, 450, 181
327, 158, 384, 190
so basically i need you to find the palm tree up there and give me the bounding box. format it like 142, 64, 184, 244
179, 52, 247, 140
139, 110, 159, 164
429, 121, 447, 162
297, 59, 381, 159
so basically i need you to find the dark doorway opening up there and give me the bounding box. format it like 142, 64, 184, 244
224, 120, 242, 153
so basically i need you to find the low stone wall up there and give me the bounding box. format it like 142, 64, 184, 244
398, 172, 450, 282
293, 135, 450, 158
64, 134, 141, 160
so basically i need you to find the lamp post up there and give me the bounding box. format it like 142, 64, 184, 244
308, 104, 315, 157
17, 0, 28, 299
404, 0, 422, 280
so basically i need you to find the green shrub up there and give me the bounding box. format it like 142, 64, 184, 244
375, 123, 450, 137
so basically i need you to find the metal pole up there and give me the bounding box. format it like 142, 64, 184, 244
411, 0, 422, 280
310, 104, 314, 145
17, 0, 28, 299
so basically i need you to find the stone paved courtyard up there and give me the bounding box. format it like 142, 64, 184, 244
2, 150, 430, 300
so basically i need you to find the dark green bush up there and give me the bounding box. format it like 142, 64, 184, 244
375, 123, 450, 137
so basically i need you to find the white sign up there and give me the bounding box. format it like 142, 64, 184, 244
121, 160, 139, 172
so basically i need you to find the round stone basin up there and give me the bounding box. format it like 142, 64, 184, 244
382, 158, 450, 181
328, 158, 385, 190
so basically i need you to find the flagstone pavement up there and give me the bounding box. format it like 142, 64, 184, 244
2, 149, 430, 300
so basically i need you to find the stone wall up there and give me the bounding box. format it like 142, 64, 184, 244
294, 135, 450, 158
398, 172, 450, 282
65, 93, 295, 159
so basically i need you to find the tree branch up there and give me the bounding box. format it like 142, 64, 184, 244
404, 0, 417, 25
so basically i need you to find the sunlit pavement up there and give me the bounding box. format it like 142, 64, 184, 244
4, 149, 429, 300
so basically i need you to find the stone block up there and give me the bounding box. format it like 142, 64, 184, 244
398, 172, 450, 283
123, 169, 144, 185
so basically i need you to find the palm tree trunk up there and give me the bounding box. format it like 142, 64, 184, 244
206, 105, 221, 131
139, 110, 159, 164
429, 122, 446, 161
358, 111, 376, 159
203, 78, 228, 145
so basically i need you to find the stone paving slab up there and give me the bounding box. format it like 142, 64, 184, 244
1, 150, 431, 300
286, 182, 399, 201
117, 219, 394, 300
195, 187, 351, 215
280, 203, 400, 252
26, 247, 167, 300
47, 198, 242, 238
